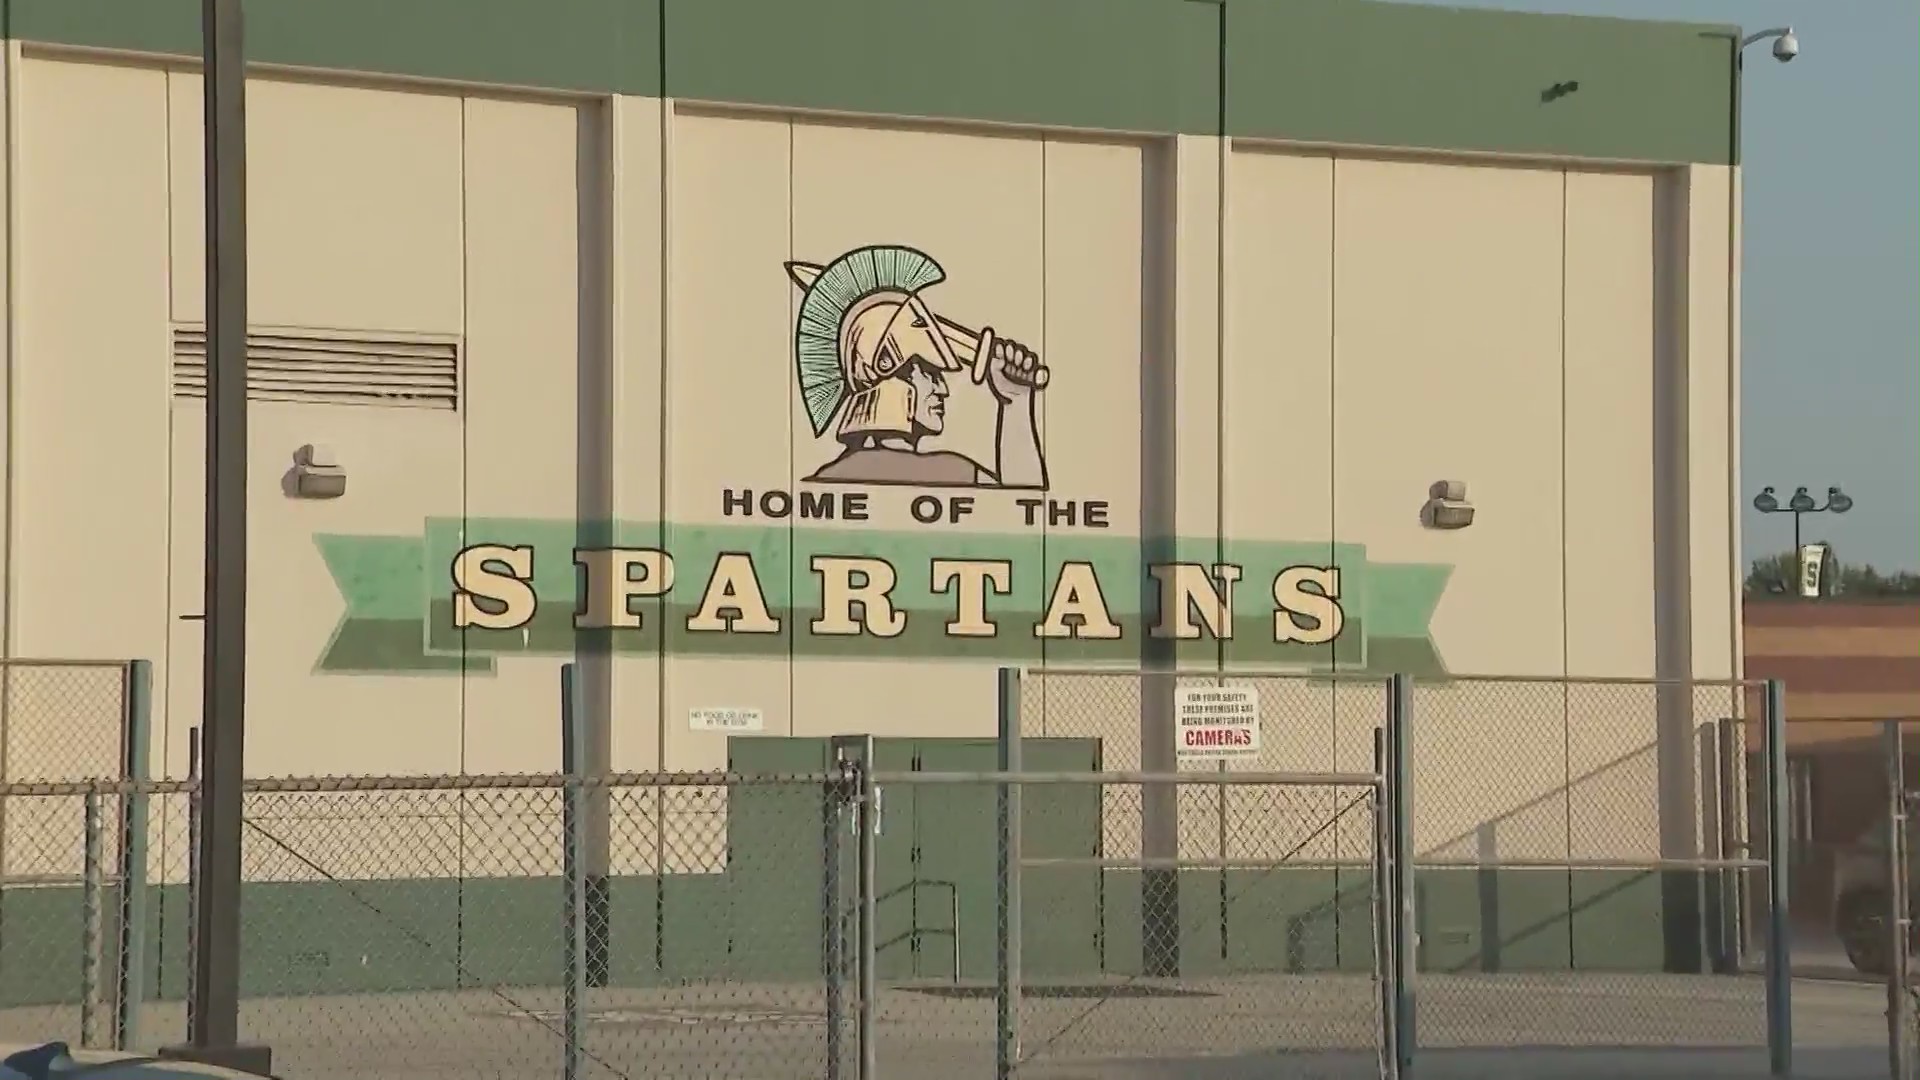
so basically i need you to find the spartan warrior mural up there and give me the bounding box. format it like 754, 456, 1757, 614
786, 245, 1049, 489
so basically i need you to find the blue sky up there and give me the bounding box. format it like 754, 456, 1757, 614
1405, 0, 1919, 571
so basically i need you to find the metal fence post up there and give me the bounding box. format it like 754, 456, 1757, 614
1887, 720, 1910, 1080
1714, 715, 1745, 973
184, 727, 202, 1039
560, 663, 588, 1080
1763, 679, 1791, 1077
825, 759, 847, 1080
81, 790, 105, 1048
1372, 727, 1399, 1080
996, 666, 1023, 1080
855, 735, 879, 1080
116, 659, 152, 1050
1387, 673, 1416, 1078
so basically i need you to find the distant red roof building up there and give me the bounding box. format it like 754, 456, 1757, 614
1745, 598, 1920, 748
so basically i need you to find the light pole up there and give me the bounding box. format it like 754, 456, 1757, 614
157, 0, 267, 1072
1731, 26, 1796, 160
1752, 485, 1853, 554
1733, 35, 1800, 1079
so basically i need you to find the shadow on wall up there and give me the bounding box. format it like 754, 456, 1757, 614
1280, 729, 1745, 976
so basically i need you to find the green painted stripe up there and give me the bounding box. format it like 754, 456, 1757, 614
1231, 0, 1737, 164
665, 0, 1221, 136
9, 0, 661, 95
0, 868, 1681, 1006
8, 0, 1735, 164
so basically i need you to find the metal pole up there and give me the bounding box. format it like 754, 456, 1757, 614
1887, 720, 1911, 1080
855, 735, 879, 1080
995, 667, 1023, 1080
184, 728, 201, 1040
824, 762, 847, 1080
164, 0, 257, 1068
116, 660, 153, 1051
81, 791, 104, 1048
1388, 673, 1417, 1077
1763, 680, 1792, 1077
1715, 716, 1745, 972
560, 664, 588, 1080
1373, 728, 1399, 1080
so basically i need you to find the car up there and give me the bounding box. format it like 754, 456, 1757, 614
0, 1043, 274, 1080
1832, 814, 1919, 976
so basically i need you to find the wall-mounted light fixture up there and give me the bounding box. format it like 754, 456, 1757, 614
290, 444, 347, 499
1423, 480, 1474, 530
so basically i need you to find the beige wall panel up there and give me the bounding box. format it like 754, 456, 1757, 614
1222, 148, 1337, 780
459, 97, 581, 774
461, 98, 579, 520
168, 407, 466, 780
1222, 147, 1335, 552
1041, 135, 1145, 571
611, 787, 726, 875
1327, 676, 1387, 790
786, 119, 1046, 739
1034, 137, 1150, 743
168, 76, 463, 333
1332, 158, 1566, 676
609, 96, 667, 771
1169, 138, 1220, 544
162, 78, 469, 782
158, 71, 468, 784
460, 787, 563, 878
11, 59, 170, 786
1410, 681, 1570, 861
1565, 682, 1660, 860
1562, 170, 1660, 857
1725, 169, 1744, 684
664, 110, 794, 761
1168, 137, 1221, 675
0, 48, 11, 658
1332, 159, 1567, 856
240, 790, 466, 883
1563, 170, 1656, 678
1685, 165, 1735, 681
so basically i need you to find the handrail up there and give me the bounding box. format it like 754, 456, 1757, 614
869, 877, 962, 982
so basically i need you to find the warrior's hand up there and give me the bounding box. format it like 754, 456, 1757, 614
982, 333, 1048, 404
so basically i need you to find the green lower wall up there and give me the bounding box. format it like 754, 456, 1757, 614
0, 867, 1708, 1006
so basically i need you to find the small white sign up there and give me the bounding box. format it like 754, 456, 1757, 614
689, 706, 764, 733
1175, 686, 1261, 763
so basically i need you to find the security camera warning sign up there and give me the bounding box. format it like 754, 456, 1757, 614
1175, 686, 1262, 764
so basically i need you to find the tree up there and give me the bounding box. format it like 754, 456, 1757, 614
1744, 549, 1920, 598
1744, 552, 1798, 596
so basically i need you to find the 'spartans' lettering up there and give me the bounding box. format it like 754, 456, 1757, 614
453, 547, 1346, 645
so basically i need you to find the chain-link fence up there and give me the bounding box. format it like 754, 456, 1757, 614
0, 660, 136, 785
1021, 667, 1789, 1076
0, 772, 867, 1080
1820, 714, 1920, 1076
0, 768, 1399, 1080
0, 663, 1806, 1079
0, 659, 148, 1059
1396, 675, 1765, 1053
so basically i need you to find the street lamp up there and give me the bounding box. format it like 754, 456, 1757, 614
1752, 485, 1853, 552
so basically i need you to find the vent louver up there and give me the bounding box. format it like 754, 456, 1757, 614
172, 326, 460, 410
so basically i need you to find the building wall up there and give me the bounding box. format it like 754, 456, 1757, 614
0, 56, 1739, 856
0, 0, 1748, 988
